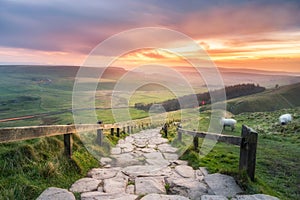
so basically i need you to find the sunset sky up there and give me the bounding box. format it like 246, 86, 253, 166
0, 0, 300, 72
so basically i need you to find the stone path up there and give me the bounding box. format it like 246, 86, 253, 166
37, 128, 279, 200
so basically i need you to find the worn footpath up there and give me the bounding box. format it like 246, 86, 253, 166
37, 128, 279, 200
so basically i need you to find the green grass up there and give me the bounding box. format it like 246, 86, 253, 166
199, 82, 300, 115
164, 107, 300, 200
0, 134, 101, 199
212, 83, 300, 114
1, 66, 299, 199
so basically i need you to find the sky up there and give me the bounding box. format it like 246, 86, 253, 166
0, 0, 300, 72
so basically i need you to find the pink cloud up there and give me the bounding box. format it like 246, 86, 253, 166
179, 3, 300, 38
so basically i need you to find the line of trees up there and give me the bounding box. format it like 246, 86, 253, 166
134, 83, 265, 112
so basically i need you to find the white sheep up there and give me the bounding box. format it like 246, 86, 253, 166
279, 114, 292, 125
220, 117, 237, 131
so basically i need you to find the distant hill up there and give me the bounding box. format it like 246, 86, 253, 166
135, 83, 266, 112
173, 66, 300, 88
224, 82, 300, 114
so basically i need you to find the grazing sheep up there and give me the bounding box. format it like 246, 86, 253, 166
220, 117, 237, 131
279, 114, 292, 125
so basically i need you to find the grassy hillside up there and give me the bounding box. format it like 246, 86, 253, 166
0, 66, 299, 199
0, 134, 102, 200
225, 83, 300, 114
164, 106, 300, 200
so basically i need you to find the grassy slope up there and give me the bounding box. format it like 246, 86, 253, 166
0, 134, 100, 200
225, 83, 300, 114
165, 106, 300, 200
160, 83, 300, 199
1, 66, 299, 199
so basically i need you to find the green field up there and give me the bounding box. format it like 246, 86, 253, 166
0, 66, 180, 127
164, 106, 300, 200
217, 83, 300, 114
0, 65, 299, 199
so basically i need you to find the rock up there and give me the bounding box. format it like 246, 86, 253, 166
199, 167, 209, 176
204, 173, 243, 198
169, 178, 208, 199
70, 177, 101, 193
81, 191, 138, 200
111, 194, 140, 200
118, 143, 135, 153
97, 186, 103, 192
87, 168, 120, 180
201, 195, 228, 200
118, 139, 125, 144
131, 150, 145, 157
165, 170, 186, 185
111, 147, 121, 155
146, 158, 170, 166
172, 160, 188, 166
134, 139, 148, 148
112, 153, 142, 167
122, 165, 172, 178
143, 152, 164, 160
126, 184, 135, 194
233, 194, 279, 200
175, 165, 195, 178
103, 176, 128, 193
100, 157, 112, 165
141, 148, 157, 153
125, 136, 134, 143
140, 193, 190, 200
149, 137, 169, 145
144, 152, 170, 166
135, 177, 166, 195
148, 144, 157, 149
163, 153, 179, 160
70, 129, 257, 200
36, 187, 75, 200
196, 170, 204, 181
157, 143, 177, 153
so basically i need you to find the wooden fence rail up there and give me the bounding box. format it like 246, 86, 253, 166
0, 120, 257, 180
0, 124, 105, 158
0, 121, 163, 158
177, 125, 258, 181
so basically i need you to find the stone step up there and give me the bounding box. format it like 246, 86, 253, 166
36, 128, 279, 200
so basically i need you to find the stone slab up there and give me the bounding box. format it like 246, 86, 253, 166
37, 187, 75, 200
70, 177, 101, 193
204, 173, 243, 198
135, 176, 166, 195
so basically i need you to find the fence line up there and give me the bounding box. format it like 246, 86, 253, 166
0, 118, 258, 180
0, 118, 166, 158
176, 125, 258, 181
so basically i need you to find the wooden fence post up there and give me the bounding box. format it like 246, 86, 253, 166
193, 136, 199, 150
64, 133, 72, 158
239, 125, 258, 181
127, 126, 130, 134
96, 129, 103, 146
163, 123, 168, 137
116, 128, 120, 137
110, 128, 114, 136
177, 128, 182, 142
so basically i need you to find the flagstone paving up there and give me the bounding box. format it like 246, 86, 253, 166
37, 128, 279, 200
